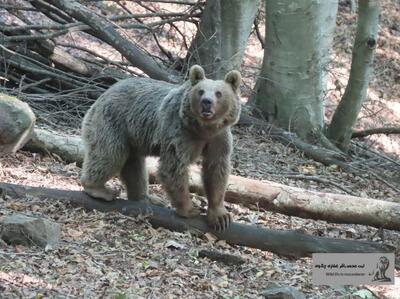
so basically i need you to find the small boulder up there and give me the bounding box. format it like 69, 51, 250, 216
0, 93, 35, 154
261, 285, 306, 299
0, 214, 60, 247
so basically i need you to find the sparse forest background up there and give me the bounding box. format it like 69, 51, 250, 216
0, 0, 398, 147
0, 0, 399, 298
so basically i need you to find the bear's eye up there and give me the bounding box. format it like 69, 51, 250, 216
215, 91, 222, 98
198, 89, 204, 96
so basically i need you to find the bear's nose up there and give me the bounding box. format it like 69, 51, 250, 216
201, 98, 213, 110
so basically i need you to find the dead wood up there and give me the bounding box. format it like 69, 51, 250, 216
24, 128, 400, 231
46, 0, 178, 83
0, 182, 394, 258
1, 0, 203, 129
238, 113, 349, 168
25, 129, 84, 165
238, 114, 400, 194
0, 45, 98, 91
147, 159, 400, 231
0, 12, 190, 32
352, 127, 400, 138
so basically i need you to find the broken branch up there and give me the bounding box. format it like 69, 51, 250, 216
352, 127, 400, 138
46, 0, 178, 82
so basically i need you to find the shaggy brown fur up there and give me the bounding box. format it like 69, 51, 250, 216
81, 65, 241, 230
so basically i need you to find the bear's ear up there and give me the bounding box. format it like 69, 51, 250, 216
224, 70, 241, 93
189, 65, 205, 86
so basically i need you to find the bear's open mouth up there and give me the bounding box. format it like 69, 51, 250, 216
201, 110, 215, 119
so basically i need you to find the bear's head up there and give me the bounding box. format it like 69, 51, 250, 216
188, 65, 241, 127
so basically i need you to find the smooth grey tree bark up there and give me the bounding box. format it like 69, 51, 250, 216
252, 0, 338, 143
187, 0, 260, 79
327, 0, 380, 152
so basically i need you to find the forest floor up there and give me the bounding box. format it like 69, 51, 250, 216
1, 1, 400, 298
1, 127, 400, 299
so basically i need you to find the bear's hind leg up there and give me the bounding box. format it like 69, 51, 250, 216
120, 154, 167, 206
81, 141, 127, 201
158, 150, 200, 216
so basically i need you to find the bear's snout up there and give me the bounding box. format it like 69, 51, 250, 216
200, 97, 215, 119
200, 98, 213, 110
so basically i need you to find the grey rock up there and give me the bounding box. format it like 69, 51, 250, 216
261, 285, 306, 299
0, 93, 35, 154
0, 214, 60, 247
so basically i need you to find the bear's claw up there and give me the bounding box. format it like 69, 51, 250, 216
207, 206, 232, 232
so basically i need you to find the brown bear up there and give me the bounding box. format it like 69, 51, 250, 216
80, 65, 241, 230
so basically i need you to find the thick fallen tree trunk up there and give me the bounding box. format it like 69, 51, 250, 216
148, 161, 400, 231
0, 182, 394, 258
24, 128, 400, 231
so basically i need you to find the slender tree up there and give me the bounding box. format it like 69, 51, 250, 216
327, 0, 380, 152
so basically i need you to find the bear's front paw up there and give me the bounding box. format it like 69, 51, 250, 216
83, 186, 119, 201
207, 206, 232, 232
175, 206, 202, 218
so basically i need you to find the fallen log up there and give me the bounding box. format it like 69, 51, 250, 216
352, 126, 400, 138
0, 182, 394, 258
24, 128, 400, 231
25, 129, 83, 165
148, 162, 400, 231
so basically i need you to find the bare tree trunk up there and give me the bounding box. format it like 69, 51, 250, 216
327, 0, 380, 152
187, 0, 259, 79
252, 0, 338, 143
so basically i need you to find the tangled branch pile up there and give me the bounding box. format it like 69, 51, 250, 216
0, 0, 204, 129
